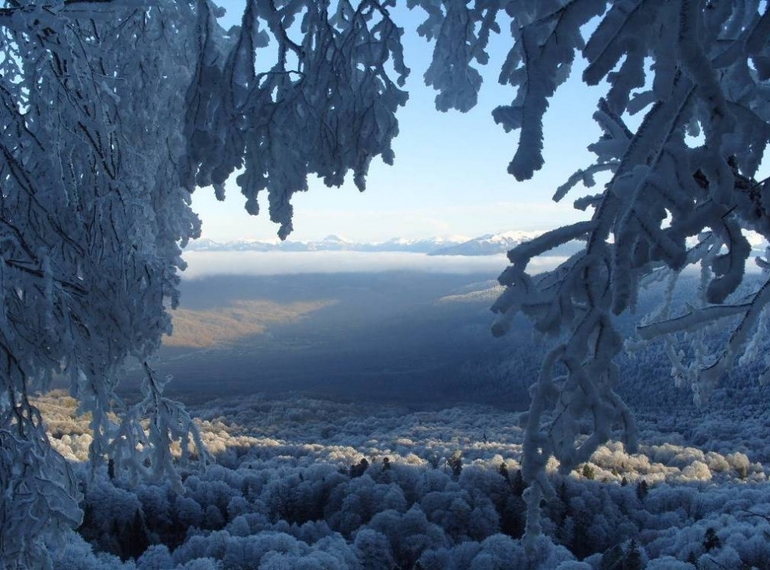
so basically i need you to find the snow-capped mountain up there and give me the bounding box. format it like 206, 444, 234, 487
426, 230, 768, 258
427, 230, 542, 256
187, 229, 770, 258
184, 234, 474, 254
183, 231, 586, 256
367, 235, 471, 253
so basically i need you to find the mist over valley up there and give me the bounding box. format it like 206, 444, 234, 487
133, 267, 527, 408
42, 250, 770, 569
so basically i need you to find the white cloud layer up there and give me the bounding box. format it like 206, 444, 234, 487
181, 251, 566, 279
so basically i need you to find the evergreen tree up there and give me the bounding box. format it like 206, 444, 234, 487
500, 495, 526, 540
703, 527, 721, 552
122, 510, 150, 562
636, 480, 649, 502
623, 539, 644, 570
350, 458, 370, 478
449, 450, 463, 480
570, 502, 594, 561
499, 462, 510, 482
511, 469, 526, 498
600, 545, 624, 570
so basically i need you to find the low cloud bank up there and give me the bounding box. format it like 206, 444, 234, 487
181, 251, 566, 279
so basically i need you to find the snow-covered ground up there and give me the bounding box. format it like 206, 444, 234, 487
37, 390, 770, 569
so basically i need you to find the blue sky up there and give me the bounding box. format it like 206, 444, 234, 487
193, 2, 605, 243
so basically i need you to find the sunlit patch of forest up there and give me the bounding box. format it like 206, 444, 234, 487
166, 300, 335, 348
36, 390, 770, 569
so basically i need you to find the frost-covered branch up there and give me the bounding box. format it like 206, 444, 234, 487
418, 0, 770, 546
109, 363, 211, 492
185, 0, 410, 238
0, 0, 418, 564
0, 2, 205, 564
4, 0, 770, 562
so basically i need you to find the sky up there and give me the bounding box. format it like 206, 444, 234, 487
193, 2, 606, 244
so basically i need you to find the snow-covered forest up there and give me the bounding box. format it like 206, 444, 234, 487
3, 0, 770, 567
31, 381, 770, 569
14, 267, 770, 569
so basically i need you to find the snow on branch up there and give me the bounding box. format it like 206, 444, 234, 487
0, 402, 82, 568
109, 364, 212, 492
477, 0, 770, 545
0, 2, 206, 564
0, 0, 419, 563
505, 221, 595, 269
185, 0, 410, 239
419, 0, 491, 112
496, 0, 607, 180
3, 0, 770, 562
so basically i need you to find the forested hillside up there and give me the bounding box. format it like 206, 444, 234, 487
36, 390, 770, 569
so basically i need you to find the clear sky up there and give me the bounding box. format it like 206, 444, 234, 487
193, 2, 605, 243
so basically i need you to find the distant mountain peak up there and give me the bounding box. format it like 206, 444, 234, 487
183, 230, 582, 257
322, 234, 348, 243
428, 230, 540, 256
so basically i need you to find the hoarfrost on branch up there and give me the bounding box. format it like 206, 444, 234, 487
2, 0, 770, 563
468, 0, 770, 544
0, 0, 407, 564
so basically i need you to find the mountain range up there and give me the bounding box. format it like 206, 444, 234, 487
185, 230, 570, 256
186, 229, 770, 258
